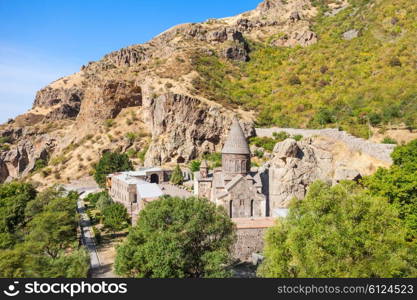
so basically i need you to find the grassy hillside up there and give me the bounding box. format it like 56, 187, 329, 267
192, 0, 417, 138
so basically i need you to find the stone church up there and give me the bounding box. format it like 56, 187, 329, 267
194, 118, 268, 218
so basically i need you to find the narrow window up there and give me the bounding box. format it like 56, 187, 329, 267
250, 199, 254, 217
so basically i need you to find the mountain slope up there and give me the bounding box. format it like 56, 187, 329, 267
0, 0, 416, 186
193, 0, 417, 137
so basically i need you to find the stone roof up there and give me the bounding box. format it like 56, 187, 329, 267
221, 118, 250, 155
233, 217, 277, 229
159, 183, 193, 198
137, 182, 164, 199
200, 160, 209, 168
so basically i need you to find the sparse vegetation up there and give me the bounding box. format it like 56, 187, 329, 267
170, 165, 184, 185
203, 152, 222, 168
382, 137, 398, 144
191, 0, 417, 138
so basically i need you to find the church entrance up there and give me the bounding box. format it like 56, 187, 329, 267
150, 173, 159, 184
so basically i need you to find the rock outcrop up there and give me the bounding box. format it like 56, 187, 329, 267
268, 138, 334, 214
0, 136, 55, 182
0, 0, 338, 185
144, 93, 254, 166
33, 86, 84, 120
266, 133, 389, 216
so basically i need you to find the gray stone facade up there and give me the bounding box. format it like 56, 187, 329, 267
194, 118, 267, 218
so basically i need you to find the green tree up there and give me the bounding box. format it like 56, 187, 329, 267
170, 164, 184, 185
188, 160, 201, 173
103, 203, 129, 232
363, 139, 417, 240
95, 192, 113, 211
26, 208, 77, 258
0, 182, 37, 247
115, 196, 236, 278
0, 184, 89, 277
258, 181, 417, 278
94, 151, 133, 187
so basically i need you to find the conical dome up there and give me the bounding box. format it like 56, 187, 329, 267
222, 118, 250, 155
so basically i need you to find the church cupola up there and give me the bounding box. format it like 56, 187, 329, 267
199, 160, 209, 178
221, 117, 251, 176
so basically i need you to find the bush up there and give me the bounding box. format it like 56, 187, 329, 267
125, 132, 138, 143
137, 147, 148, 163
170, 165, 184, 185
249, 137, 276, 152
363, 139, 417, 240
95, 193, 113, 212
188, 160, 201, 173
254, 149, 264, 158
272, 131, 290, 141
389, 57, 402, 67
288, 75, 301, 85
92, 226, 101, 244
104, 119, 115, 128
292, 134, 303, 141
203, 152, 222, 168
382, 137, 398, 144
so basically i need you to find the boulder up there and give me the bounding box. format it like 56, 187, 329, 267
269, 138, 333, 212
273, 138, 300, 158
342, 29, 359, 40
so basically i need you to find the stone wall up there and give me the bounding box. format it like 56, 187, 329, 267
255, 127, 395, 163
233, 227, 266, 262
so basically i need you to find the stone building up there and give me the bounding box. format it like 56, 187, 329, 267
107, 168, 193, 223
106, 167, 171, 187
108, 172, 164, 223
194, 118, 268, 218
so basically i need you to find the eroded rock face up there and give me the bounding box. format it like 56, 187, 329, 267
76, 80, 142, 125
0, 136, 55, 182
1, 0, 321, 184
144, 93, 254, 166
269, 139, 333, 216
268, 137, 364, 215
0, 159, 9, 183
272, 30, 317, 47
103, 46, 150, 67
33, 86, 84, 120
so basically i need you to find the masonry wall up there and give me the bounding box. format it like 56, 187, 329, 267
233, 227, 266, 262
255, 127, 395, 163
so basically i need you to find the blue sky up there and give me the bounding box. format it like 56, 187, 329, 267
0, 0, 261, 123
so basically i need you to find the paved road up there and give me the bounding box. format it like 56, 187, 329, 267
64, 183, 105, 277
76, 192, 101, 277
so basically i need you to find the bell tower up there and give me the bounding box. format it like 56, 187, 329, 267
199, 160, 209, 178
221, 117, 251, 176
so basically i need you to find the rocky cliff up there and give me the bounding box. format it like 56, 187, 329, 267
267, 135, 391, 214
0, 0, 400, 186
0, 0, 324, 185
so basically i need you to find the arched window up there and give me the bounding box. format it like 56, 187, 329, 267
229, 200, 233, 218
150, 174, 159, 184
250, 199, 254, 217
